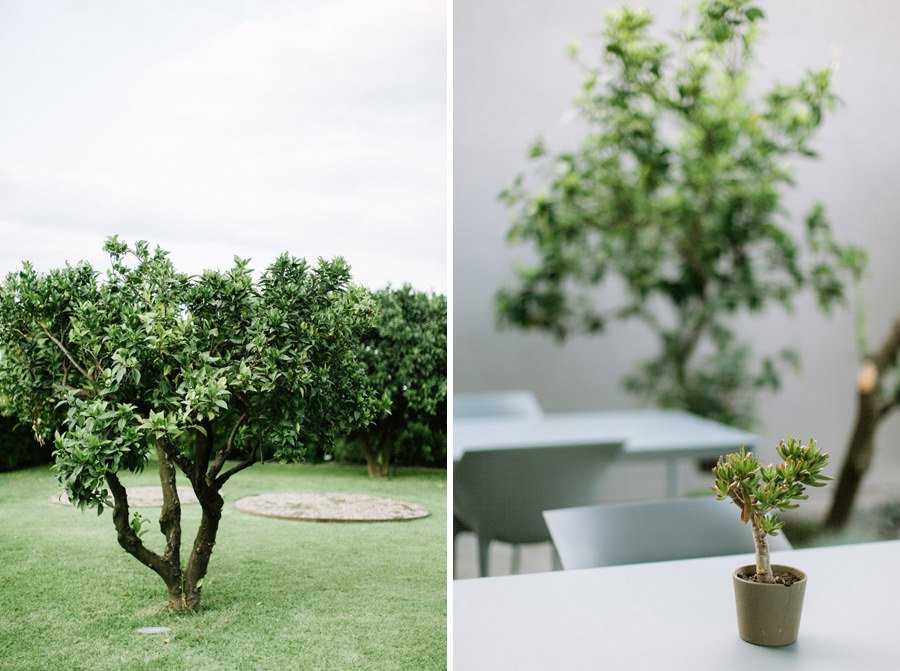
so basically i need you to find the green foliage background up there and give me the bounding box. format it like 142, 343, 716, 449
342, 286, 447, 473
0, 414, 51, 472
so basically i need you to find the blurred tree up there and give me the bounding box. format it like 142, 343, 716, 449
0, 237, 377, 611
497, 0, 864, 428
349, 286, 446, 477
825, 318, 900, 530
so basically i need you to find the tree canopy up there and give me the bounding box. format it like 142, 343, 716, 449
497, 1, 864, 427
0, 237, 377, 610
352, 285, 447, 477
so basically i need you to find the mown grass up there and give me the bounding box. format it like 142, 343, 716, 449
0, 462, 446, 670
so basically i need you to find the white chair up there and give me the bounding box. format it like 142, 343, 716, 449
543, 497, 792, 571
454, 441, 623, 577
453, 390, 543, 419
453, 389, 543, 575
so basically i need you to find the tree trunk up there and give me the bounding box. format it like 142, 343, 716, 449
107, 437, 228, 612
104, 423, 247, 611
824, 319, 900, 531
355, 428, 394, 478
363, 450, 390, 478
360, 435, 391, 478
106, 470, 184, 608
156, 440, 184, 609
751, 516, 774, 583
823, 372, 879, 531
181, 486, 225, 612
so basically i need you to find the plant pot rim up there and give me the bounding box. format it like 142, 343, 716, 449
733, 564, 807, 586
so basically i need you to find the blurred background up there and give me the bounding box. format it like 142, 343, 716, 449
454, 0, 900, 573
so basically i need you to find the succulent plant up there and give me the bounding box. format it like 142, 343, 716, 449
712, 437, 831, 583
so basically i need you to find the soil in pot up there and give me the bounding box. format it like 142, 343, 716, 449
732, 564, 807, 647
735, 567, 803, 587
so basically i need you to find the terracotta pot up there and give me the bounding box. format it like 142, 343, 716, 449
732, 564, 807, 647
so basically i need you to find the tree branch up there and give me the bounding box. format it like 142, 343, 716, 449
195, 420, 213, 483
155, 440, 182, 564
872, 318, 900, 372
215, 457, 256, 488
105, 472, 173, 580
879, 397, 900, 422
155, 438, 194, 484
41, 328, 93, 382
208, 412, 249, 479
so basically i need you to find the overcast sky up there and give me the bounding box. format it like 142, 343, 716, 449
0, 0, 446, 292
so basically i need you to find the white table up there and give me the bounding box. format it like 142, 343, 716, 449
454, 409, 757, 496
454, 540, 900, 670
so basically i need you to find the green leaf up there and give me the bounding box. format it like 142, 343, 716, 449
745, 7, 765, 22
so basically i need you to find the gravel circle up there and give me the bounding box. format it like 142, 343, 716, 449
234, 492, 431, 522
49, 486, 199, 507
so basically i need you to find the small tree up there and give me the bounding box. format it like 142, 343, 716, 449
0, 237, 377, 611
712, 438, 830, 583
351, 285, 446, 478
497, 1, 864, 428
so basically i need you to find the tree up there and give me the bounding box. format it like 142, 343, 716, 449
496, 1, 864, 428
824, 318, 900, 530
712, 438, 830, 583
350, 286, 446, 478
0, 237, 377, 611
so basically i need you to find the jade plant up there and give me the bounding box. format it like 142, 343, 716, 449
712, 438, 830, 583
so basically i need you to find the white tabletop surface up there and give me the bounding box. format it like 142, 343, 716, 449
453, 409, 757, 461
453, 540, 900, 670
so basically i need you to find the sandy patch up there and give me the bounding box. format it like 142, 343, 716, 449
233, 492, 430, 522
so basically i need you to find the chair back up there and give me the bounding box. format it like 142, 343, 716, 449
454, 390, 542, 419
454, 441, 623, 545
544, 497, 793, 570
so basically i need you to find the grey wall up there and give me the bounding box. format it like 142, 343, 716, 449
454, 0, 900, 488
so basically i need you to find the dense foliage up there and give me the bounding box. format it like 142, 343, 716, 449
497, 0, 864, 427
334, 421, 446, 470
0, 237, 377, 610
347, 286, 446, 477
712, 437, 830, 582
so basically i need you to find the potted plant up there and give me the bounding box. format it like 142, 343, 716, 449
712, 437, 831, 646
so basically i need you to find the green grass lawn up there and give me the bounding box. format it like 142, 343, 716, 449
0, 462, 446, 671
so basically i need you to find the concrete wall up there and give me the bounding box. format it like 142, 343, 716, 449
453, 0, 900, 494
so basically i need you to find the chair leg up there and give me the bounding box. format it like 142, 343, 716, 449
511, 544, 521, 574
477, 533, 491, 577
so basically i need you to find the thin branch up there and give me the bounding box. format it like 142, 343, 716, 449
208, 411, 249, 479
215, 457, 256, 488
231, 392, 252, 412
872, 318, 900, 372
41, 328, 93, 381
878, 397, 900, 422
